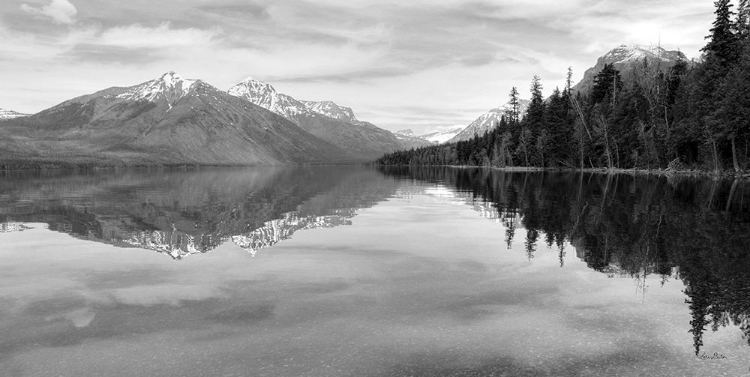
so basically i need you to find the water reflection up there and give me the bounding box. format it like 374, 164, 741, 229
379, 166, 750, 356
2, 166, 750, 369
0, 167, 399, 259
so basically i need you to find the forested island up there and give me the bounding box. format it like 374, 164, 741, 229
376, 1, 750, 175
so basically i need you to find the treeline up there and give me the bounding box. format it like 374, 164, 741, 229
377, 1, 750, 173
378, 165, 750, 355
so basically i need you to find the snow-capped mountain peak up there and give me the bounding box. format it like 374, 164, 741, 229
447, 99, 530, 143
228, 78, 362, 126
228, 77, 307, 121
602, 44, 685, 63
302, 100, 359, 124
419, 125, 466, 144
572, 44, 686, 94
0, 108, 30, 120
233, 77, 278, 97
117, 71, 198, 106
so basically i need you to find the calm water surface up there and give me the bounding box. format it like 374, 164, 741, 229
0, 166, 749, 377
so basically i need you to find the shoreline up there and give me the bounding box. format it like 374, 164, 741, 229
1, 160, 748, 179
0, 161, 364, 172
377, 164, 750, 179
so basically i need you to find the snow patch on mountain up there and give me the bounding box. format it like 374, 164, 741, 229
448, 99, 530, 143
395, 126, 466, 145
228, 78, 368, 127
227, 77, 308, 122
603, 44, 685, 64
301, 100, 359, 124
0, 108, 30, 120
573, 44, 686, 94
419, 125, 466, 144
116, 71, 198, 108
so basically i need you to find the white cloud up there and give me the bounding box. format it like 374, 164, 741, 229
20, 0, 78, 25
0, 0, 721, 132
98, 22, 222, 49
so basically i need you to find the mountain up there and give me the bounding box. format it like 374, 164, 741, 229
448, 99, 530, 143
0, 108, 29, 120
573, 44, 687, 93
228, 78, 430, 160
395, 126, 466, 145
0, 72, 348, 167
301, 100, 359, 123
419, 125, 466, 144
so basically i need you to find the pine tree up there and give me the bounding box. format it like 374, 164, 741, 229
736, 0, 750, 39
702, 0, 738, 66
507, 87, 520, 126
527, 75, 546, 131
591, 64, 622, 104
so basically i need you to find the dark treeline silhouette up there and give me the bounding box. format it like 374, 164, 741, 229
378, 166, 750, 355
377, 1, 750, 173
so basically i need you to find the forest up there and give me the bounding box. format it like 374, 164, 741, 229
376, 1, 750, 174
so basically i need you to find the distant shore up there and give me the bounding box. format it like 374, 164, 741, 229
2, 159, 748, 179
378, 164, 750, 179
0, 160, 363, 171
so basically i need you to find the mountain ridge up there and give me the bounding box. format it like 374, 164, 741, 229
0, 72, 350, 166
573, 44, 687, 94
228, 77, 430, 160
448, 99, 530, 143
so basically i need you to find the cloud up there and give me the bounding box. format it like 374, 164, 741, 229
0, 0, 719, 134
20, 0, 78, 25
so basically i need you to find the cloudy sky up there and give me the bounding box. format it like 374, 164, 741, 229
0, 0, 715, 134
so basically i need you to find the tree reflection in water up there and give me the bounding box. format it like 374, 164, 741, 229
379, 166, 750, 355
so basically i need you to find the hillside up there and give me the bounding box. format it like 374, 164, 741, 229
0, 72, 349, 167
228, 78, 430, 160
448, 99, 530, 143
573, 44, 686, 94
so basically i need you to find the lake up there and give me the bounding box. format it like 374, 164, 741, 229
1, 166, 749, 377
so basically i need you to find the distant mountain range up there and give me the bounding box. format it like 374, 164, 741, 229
394, 99, 532, 146
0, 72, 428, 167
0, 108, 29, 120
396, 126, 465, 145
448, 99, 531, 143
0, 44, 690, 166
0, 72, 351, 166
228, 78, 430, 159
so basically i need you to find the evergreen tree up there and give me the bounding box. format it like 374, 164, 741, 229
507, 86, 521, 126
591, 64, 622, 104
702, 0, 738, 66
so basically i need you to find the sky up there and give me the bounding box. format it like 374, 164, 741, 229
0, 0, 716, 134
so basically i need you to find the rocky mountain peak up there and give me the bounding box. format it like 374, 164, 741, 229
601, 44, 686, 64
302, 100, 359, 124
573, 44, 686, 94
227, 77, 306, 121
116, 71, 199, 107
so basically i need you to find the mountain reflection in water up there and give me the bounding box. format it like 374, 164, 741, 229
1, 166, 749, 363
0, 167, 397, 258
